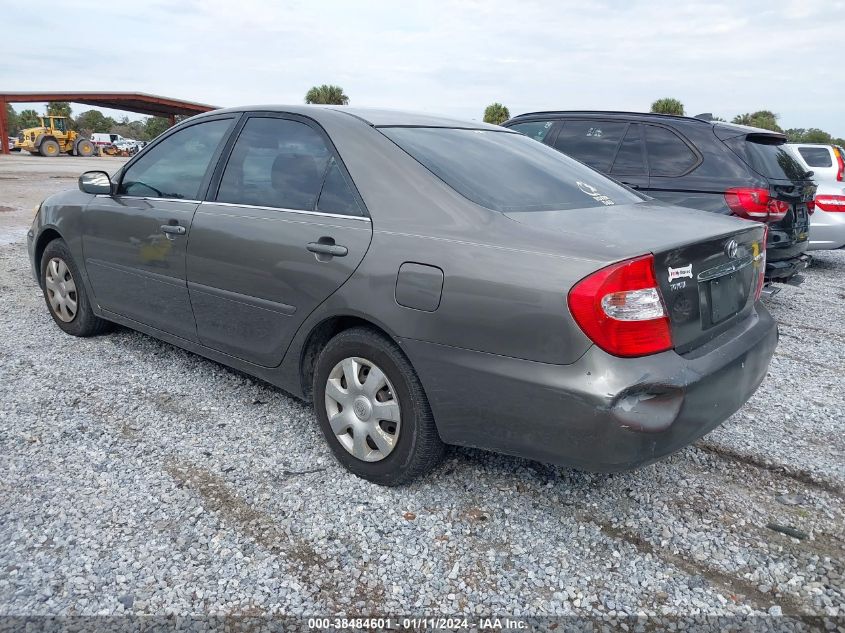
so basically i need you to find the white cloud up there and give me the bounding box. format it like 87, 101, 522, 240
1, 0, 843, 135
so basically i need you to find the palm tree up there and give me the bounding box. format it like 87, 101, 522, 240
305, 85, 349, 105
483, 102, 510, 125
650, 98, 684, 116
732, 111, 781, 132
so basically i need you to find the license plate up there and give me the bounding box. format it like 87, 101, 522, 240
709, 273, 741, 324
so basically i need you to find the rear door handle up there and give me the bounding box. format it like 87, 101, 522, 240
307, 241, 348, 257
160, 224, 186, 235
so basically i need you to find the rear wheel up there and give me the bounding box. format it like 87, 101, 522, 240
41, 239, 110, 337
312, 327, 445, 486
40, 139, 60, 157
76, 139, 95, 157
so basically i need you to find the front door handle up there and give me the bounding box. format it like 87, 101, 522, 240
160, 224, 186, 236
307, 241, 348, 258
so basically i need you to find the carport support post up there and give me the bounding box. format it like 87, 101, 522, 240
0, 98, 9, 155
168, 114, 176, 127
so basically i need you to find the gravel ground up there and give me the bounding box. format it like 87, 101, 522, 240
0, 156, 843, 622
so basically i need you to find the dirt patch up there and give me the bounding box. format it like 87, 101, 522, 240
586, 515, 809, 616
697, 442, 844, 497
0, 206, 14, 213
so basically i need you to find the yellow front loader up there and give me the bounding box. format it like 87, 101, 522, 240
14, 115, 96, 157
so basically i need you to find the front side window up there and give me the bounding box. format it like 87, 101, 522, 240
381, 127, 641, 213
217, 117, 341, 212
797, 146, 833, 168
645, 125, 698, 176
508, 120, 555, 143
119, 119, 231, 199
553, 120, 627, 172
53, 118, 66, 133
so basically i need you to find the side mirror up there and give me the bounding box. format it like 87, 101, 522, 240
78, 171, 113, 195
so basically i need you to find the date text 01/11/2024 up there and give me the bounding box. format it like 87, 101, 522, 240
306, 617, 529, 629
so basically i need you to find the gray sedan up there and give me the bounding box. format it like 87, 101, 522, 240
27, 106, 777, 485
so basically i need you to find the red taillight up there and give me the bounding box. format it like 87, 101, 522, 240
754, 226, 768, 302
568, 254, 672, 358
725, 188, 788, 222
834, 147, 844, 182
815, 195, 845, 212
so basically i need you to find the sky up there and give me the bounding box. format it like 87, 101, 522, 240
2, 0, 844, 136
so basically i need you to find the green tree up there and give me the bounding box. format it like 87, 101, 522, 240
732, 110, 782, 132
75, 110, 116, 134
5, 104, 20, 134
46, 101, 73, 118
18, 109, 41, 129
144, 116, 173, 140
483, 102, 511, 125
650, 98, 685, 116
112, 120, 147, 140
801, 128, 833, 143
304, 84, 349, 105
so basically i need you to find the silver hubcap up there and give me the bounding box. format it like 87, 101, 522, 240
325, 357, 401, 462
45, 257, 78, 323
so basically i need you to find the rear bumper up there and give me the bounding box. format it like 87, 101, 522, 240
402, 304, 777, 472
766, 229, 809, 279
808, 208, 845, 250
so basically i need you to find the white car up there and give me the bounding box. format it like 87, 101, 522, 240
785, 143, 845, 250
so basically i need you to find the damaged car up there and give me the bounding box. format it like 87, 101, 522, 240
28, 106, 777, 485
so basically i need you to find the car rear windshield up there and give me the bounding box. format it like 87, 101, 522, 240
797, 146, 833, 168
379, 127, 642, 212
724, 135, 808, 181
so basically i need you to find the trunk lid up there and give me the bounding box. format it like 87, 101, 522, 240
505, 202, 767, 353
719, 129, 816, 239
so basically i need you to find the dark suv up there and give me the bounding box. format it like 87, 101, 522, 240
503, 111, 815, 281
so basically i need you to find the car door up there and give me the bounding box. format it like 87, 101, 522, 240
608, 123, 649, 191
82, 115, 236, 341
186, 113, 373, 367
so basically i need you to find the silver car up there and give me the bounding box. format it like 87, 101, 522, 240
785, 143, 845, 250
27, 106, 777, 485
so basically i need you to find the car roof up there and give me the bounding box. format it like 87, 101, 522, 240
201, 105, 506, 131
507, 110, 786, 138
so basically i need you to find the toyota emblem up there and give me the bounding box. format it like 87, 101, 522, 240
725, 239, 738, 259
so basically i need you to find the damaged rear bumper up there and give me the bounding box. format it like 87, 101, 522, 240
401, 304, 778, 472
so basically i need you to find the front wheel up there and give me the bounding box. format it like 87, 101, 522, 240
39, 139, 61, 157
41, 239, 110, 337
312, 327, 445, 486
76, 139, 95, 157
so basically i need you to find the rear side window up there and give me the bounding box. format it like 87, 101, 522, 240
217, 117, 332, 211
508, 120, 555, 143
553, 120, 627, 171
797, 146, 833, 167
380, 127, 642, 213
725, 135, 807, 181
316, 157, 363, 216
610, 123, 646, 175
119, 119, 231, 199
645, 125, 698, 176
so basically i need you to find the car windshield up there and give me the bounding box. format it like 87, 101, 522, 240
380, 127, 642, 212
726, 135, 807, 181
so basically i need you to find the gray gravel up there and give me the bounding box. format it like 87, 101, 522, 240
0, 158, 843, 620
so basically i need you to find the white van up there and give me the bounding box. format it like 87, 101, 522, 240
90, 133, 126, 147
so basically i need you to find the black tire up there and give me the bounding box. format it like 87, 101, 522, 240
312, 327, 445, 486
40, 239, 110, 337
76, 139, 95, 157
40, 139, 61, 157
